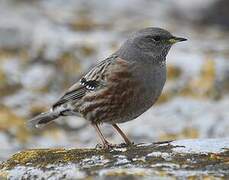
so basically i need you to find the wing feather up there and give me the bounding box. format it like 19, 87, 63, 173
52, 55, 117, 109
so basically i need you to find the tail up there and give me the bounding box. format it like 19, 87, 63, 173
28, 111, 59, 128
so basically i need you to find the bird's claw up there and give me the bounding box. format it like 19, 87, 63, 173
95, 142, 115, 150
103, 142, 115, 149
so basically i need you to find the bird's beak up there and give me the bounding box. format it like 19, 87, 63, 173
168, 36, 187, 44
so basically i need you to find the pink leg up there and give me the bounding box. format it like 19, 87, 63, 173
92, 123, 113, 149
112, 124, 132, 145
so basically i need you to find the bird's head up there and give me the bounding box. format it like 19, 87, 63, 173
129, 27, 187, 59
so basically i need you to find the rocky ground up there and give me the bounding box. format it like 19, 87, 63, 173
1, 138, 229, 179
0, 1, 228, 178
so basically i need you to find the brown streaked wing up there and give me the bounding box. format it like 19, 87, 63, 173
52, 82, 86, 108
52, 55, 118, 109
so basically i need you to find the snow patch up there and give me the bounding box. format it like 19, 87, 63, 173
171, 138, 229, 154
7, 164, 86, 180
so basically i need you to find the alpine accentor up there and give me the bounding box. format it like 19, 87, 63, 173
29, 27, 187, 148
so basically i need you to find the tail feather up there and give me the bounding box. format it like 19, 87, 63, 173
28, 111, 59, 128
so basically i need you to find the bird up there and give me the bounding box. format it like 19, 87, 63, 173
28, 27, 187, 149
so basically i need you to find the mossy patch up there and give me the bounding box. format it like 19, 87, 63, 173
2, 148, 104, 170
167, 65, 182, 80
0, 66, 22, 97
1, 140, 229, 179
159, 127, 199, 140
181, 59, 220, 99
0, 106, 29, 143
69, 17, 111, 31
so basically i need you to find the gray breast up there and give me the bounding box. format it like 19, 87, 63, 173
115, 62, 166, 124
148, 62, 166, 103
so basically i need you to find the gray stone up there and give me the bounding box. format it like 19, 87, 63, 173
1, 138, 228, 179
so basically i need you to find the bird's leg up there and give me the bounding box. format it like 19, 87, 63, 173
92, 123, 113, 149
112, 124, 132, 145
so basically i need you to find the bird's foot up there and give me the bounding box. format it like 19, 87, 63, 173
95, 141, 115, 150
127, 141, 135, 146
103, 142, 115, 149
95, 141, 134, 149
95, 143, 102, 149
117, 142, 134, 148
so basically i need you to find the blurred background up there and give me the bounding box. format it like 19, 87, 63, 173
0, 0, 228, 162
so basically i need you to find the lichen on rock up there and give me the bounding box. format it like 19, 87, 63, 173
1, 139, 228, 179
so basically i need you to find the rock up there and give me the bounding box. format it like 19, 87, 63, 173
169, 0, 229, 29
1, 138, 228, 179
200, 0, 229, 29
168, 0, 215, 21
0, 58, 22, 97
69, 17, 112, 31
0, 105, 29, 143
21, 63, 56, 91
181, 59, 218, 99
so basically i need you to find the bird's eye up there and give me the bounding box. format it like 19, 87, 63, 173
153, 36, 161, 41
